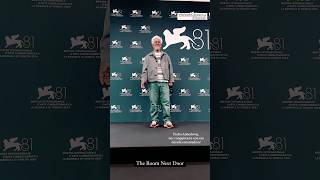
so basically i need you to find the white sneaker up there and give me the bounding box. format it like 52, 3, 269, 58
163, 121, 174, 129
149, 120, 159, 128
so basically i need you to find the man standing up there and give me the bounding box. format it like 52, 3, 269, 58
141, 35, 174, 128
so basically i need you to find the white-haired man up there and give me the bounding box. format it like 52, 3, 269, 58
141, 35, 174, 128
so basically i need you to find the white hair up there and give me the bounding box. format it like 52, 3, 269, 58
151, 35, 162, 44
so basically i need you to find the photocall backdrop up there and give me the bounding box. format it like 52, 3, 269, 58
5, 0, 320, 179
211, 0, 320, 180
110, 0, 210, 122
0, 0, 108, 180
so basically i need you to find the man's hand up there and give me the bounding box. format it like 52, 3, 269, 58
169, 81, 173, 87
141, 81, 145, 89
99, 64, 109, 86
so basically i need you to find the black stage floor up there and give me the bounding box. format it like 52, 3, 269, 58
110, 122, 210, 164
110, 121, 210, 148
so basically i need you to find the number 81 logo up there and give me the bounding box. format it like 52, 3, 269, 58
191, 29, 210, 50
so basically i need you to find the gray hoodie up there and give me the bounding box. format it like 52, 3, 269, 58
141, 51, 174, 83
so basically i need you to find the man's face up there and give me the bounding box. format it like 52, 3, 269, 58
152, 38, 162, 51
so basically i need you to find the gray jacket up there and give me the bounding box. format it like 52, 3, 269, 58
141, 51, 174, 83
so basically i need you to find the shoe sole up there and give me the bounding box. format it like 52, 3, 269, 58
163, 125, 174, 129
149, 124, 159, 128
